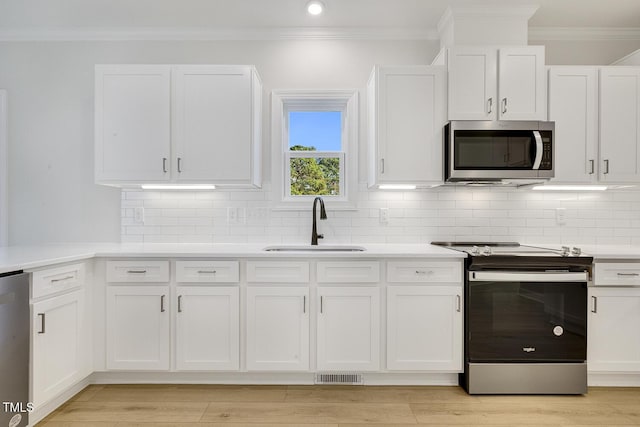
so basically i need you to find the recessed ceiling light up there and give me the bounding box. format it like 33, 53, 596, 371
307, 1, 324, 15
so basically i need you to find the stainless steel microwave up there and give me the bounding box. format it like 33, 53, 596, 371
444, 121, 554, 183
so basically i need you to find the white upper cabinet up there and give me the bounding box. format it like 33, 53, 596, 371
599, 67, 640, 183
548, 67, 599, 183
95, 64, 262, 187
367, 65, 446, 188
448, 46, 546, 121
173, 66, 261, 185
95, 65, 171, 182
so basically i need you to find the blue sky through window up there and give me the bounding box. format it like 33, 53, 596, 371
289, 111, 342, 151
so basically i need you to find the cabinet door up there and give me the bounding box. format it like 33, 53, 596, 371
588, 288, 640, 372
548, 67, 599, 183
599, 67, 640, 182
173, 65, 260, 184
32, 291, 84, 407
373, 65, 446, 185
95, 65, 171, 183
106, 286, 170, 371
246, 287, 309, 371
498, 46, 546, 120
176, 286, 239, 371
317, 287, 380, 371
387, 286, 462, 371
448, 47, 497, 120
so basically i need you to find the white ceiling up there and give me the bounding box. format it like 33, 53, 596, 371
0, 0, 639, 38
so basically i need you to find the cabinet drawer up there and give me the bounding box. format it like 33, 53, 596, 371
594, 263, 640, 286
317, 261, 380, 283
32, 263, 85, 299
387, 261, 462, 283
246, 261, 309, 283
106, 260, 169, 283
176, 261, 239, 283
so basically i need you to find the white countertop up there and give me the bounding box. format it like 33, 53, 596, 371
0, 243, 466, 274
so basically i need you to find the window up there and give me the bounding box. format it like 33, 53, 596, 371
272, 90, 358, 208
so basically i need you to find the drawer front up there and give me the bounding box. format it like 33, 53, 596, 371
106, 260, 169, 283
176, 261, 239, 283
387, 261, 462, 283
246, 261, 309, 283
32, 263, 85, 299
594, 263, 640, 286
317, 261, 380, 283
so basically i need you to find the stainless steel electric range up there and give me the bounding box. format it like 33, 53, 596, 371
432, 242, 593, 395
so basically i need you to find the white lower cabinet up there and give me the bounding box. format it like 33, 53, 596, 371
106, 286, 170, 370
246, 287, 310, 371
386, 286, 462, 371
588, 287, 640, 372
316, 287, 380, 371
32, 290, 85, 407
176, 286, 239, 371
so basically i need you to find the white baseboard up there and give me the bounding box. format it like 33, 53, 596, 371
29, 377, 91, 426
588, 372, 640, 387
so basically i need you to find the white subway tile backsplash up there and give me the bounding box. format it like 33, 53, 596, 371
120, 187, 640, 245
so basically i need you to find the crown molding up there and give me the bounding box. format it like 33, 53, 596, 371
0, 26, 439, 42
437, 5, 540, 34
529, 27, 640, 41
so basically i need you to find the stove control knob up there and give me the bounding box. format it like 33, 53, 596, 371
471, 246, 480, 256
571, 247, 582, 256
561, 246, 570, 257
482, 245, 492, 256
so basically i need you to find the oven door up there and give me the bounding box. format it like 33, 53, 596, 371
467, 271, 587, 363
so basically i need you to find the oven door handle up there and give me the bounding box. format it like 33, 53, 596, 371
469, 271, 588, 282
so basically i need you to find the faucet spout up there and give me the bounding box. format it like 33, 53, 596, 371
311, 197, 327, 245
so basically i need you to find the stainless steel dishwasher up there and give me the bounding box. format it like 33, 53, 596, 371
0, 270, 30, 427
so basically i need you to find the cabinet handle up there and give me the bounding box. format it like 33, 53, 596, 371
456, 295, 461, 312
197, 270, 217, 274
303, 295, 306, 314
616, 272, 639, 277
160, 295, 166, 313
591, 296, 597, 313
380, 158, 385, 174
162, 157, 168, 173
177, 157, 183, 173
501, 98, 507, 114
50, 275, 74, 283
589, 160, 595, 175
178, 295, 182, 313
487, 97, 493, 114
320, 296, 324, 314
127, 270, 147, 274
38, 313, 46, 334
603, 159, 609, 174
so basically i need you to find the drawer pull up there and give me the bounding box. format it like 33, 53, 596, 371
51, 275, 75, 283
198, 270, 217, 274
415, 270, 432, 275
616, 272, 639, 277
127, 270, 147, 274
38, 313, 46, 334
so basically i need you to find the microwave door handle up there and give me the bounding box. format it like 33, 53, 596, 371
532, 131, 543, 170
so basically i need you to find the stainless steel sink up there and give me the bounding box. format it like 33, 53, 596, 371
263, 245, 366, 252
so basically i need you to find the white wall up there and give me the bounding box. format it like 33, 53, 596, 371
0, 39, 438, 244
538, 39, 640, 65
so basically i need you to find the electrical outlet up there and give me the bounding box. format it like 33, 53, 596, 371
227, 207, 238, 224
556, 208, 566, 225
379, 208, 389, 224
133, 207, 145, 224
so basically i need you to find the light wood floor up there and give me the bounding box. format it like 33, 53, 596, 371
37, 384, 640, 426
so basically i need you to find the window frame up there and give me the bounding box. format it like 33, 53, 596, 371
271, 90, 358, 210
